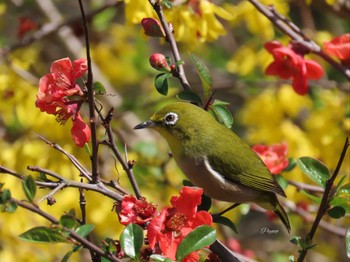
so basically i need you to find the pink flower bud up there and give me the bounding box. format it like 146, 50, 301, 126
149, 53, 171, 71
141, 18, 165, 37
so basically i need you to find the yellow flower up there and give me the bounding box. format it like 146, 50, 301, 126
124, 0, 235, 45
227, 0, 289, 40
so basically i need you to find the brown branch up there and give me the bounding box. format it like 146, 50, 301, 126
287, 180, 324, 193
102, 108, 142, 199
26, 166, 123, 202
149, 1, 192, 91
298, 137, 349, 261
78, 0, 99, 184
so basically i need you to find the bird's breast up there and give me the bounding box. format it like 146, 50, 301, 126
175, 155, 262, 203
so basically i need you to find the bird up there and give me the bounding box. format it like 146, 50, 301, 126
134, 102, 291, 232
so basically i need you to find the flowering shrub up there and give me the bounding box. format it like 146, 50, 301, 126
264, 41, 323, 95
147, 187, 213, 261
35, 57, 91, 147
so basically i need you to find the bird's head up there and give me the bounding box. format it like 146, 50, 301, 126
134, 102, 213, 154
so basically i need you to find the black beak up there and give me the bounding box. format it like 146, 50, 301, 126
134, 120, 156, 130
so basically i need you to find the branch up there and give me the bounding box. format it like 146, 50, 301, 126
77, 0, 99, 183
10, 198, 121, 262
287, 180, 324, 193
149, 1, 192, 91
298, 137, 349, 261
27, 166, 123, 202
2, 0, 119, 55
248, 0, 350, 81
102, 108, 142, 199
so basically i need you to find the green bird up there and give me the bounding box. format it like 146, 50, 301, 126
134, 102, 291, 232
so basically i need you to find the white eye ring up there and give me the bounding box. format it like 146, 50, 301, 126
164, 112, 178, 126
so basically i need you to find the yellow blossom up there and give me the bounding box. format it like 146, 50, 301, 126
124, 0, 235, 45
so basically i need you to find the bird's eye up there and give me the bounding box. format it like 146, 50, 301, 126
164, 112, 178, 126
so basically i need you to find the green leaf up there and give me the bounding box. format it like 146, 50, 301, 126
1, 189, 11, 203
300, 190, 322, 204
182, 180, 194, 187
213, 216, 238, 233
60, 214, 77, 229
155, 73, 172, 96
162, 0, 173, 9
176, 225, 216, 261
37, 172, 50, 182
199, 193, 212, 212
75, 224, 94, 238
209, 103, 233, 129
176, 90, 203, 105
150, 254, 174, 262
120, 223, 144, 260
289, 236, 316, 250
346, 228, 350, 259
175, 60, 185, 66
276, 175, 288, 190
296, 157, 330, 188
61, 251, 74, 262
84, 143, 92, 156
327, 206, 346, 219
0, 201, 17, 213
19, 227, 68, 243
22, 175, 36, 202
93, 81, 106, 95
189, 53, 212, 103
330, 197, 350, 213
284, 157, 297, 172
338, 183, 350, 196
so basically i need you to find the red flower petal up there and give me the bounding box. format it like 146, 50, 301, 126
305, 59, 324, 80
71, 114, 91, 147
264, 41, 284, 53
324, 33, 350, 61
170, 186, 203, 217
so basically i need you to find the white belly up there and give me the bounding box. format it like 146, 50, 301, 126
176, 156, 262, 203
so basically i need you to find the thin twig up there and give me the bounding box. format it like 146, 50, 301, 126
38, 183, 66, 203
287, 180, 324, 193
78, 0, 99, 183
26, 166, 123, 202
102, 109, 142, 199
298, 137, 349, 261
34, 134, 92, 182
149, 1, 192, 91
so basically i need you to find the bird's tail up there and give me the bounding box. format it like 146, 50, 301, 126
274, 199, 291, 233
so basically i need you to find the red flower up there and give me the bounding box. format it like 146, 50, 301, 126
71, 113, 91, 148
36, 57, 91, 147
264, 41, 323, 95
18, 17, 37, 39
324, 33, 350, 66
252, 142, 289, 175
117, 195, 157, 226
147, 187, 213, 261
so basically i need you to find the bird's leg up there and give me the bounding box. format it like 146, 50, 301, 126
211, 203, 241, 219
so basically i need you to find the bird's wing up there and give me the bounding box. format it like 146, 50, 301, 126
207, 155, 286, 197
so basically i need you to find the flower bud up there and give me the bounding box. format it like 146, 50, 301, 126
141, 18, 165, 37
149, 53, 171, 71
